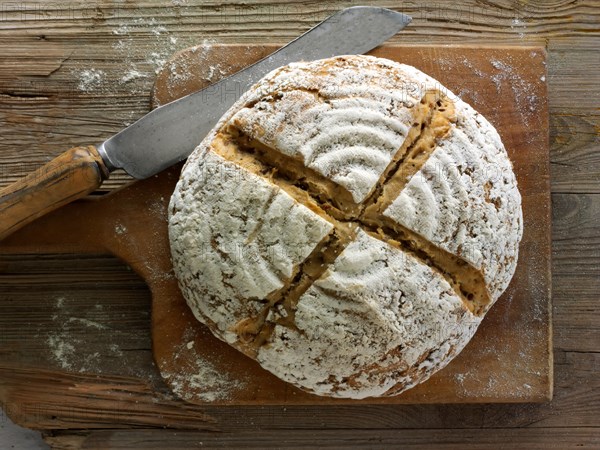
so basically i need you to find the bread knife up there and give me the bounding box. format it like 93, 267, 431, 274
0, 6, 411, 241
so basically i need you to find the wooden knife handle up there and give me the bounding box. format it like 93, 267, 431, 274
0, 145, 109, 241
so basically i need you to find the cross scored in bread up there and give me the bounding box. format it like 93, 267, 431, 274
169, 55, 523, 398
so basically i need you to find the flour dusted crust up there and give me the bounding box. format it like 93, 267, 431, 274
169, 55, 523, 399
169, 148, 333, 345
231, 58, 421, 203
383, 100, 523, 301
257, 229, 479, 398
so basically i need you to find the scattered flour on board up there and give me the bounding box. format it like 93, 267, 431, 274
430, 53, 541, 135
109, 195, 174, 283
450, 308, 548, 400
156, 38, 222, 104
162, 328, 246, 402
114, 223, 127, 235
489, 56, 538, 130
429, 56, 484, 106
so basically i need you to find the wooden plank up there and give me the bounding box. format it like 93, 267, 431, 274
0, 366, 217, 430
0, 253, 154, 376
0, 1, 598, 193
44, 427, 600, 449
553, 274, 600, 352
552, 193, 600, 276
552, 193, 600, 352
548, 39, 600, 194
0, 346, 598, 432
0, 1, 597, 40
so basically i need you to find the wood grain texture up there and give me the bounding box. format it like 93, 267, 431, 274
0, 145, 109, 240
552, 193, 600, 352
0, 0, 598, 448
0, 1, 597, 192
44, 428, 600, 449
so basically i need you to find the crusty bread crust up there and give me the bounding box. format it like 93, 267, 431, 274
168, 55, 523, 399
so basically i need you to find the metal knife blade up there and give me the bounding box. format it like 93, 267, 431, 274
97, 6, 411, 179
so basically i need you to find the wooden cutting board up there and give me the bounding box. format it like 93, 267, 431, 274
0, 44, 552, 405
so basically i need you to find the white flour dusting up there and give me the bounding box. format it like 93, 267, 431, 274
174, 358, 243, 402
110, 17, 199, 78
112, 24, 129, 35
74, 15, 204, 100
68, 317, 107, 330
510, 17, 525, 38
47, 334, 76, 370
109, 343, 124, 357
77, 68, 104, 93
162, 328, 246, 402
45, 296, 125, 373
147, 52, 169, 75
431, 53, 541, 135
114, 223, 127, 235
489, 56, 538, 130
155, 38, 220, 103
121, 69, 147, 83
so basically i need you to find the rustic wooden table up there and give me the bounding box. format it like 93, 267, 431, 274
0, 1, 598, 448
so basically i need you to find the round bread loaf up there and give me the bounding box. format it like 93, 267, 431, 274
168, 55, 523, 399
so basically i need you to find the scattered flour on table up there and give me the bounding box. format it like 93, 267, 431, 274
67, 317, 107, 330
47, 335, 76, 370
511, 18, 525, 39
45, 296, 126, 373
121, 69, 147, 83
110, 17, 206, 76
73, 16, 205, 98
77, 68, 104, 93
109, 343, 124, 357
